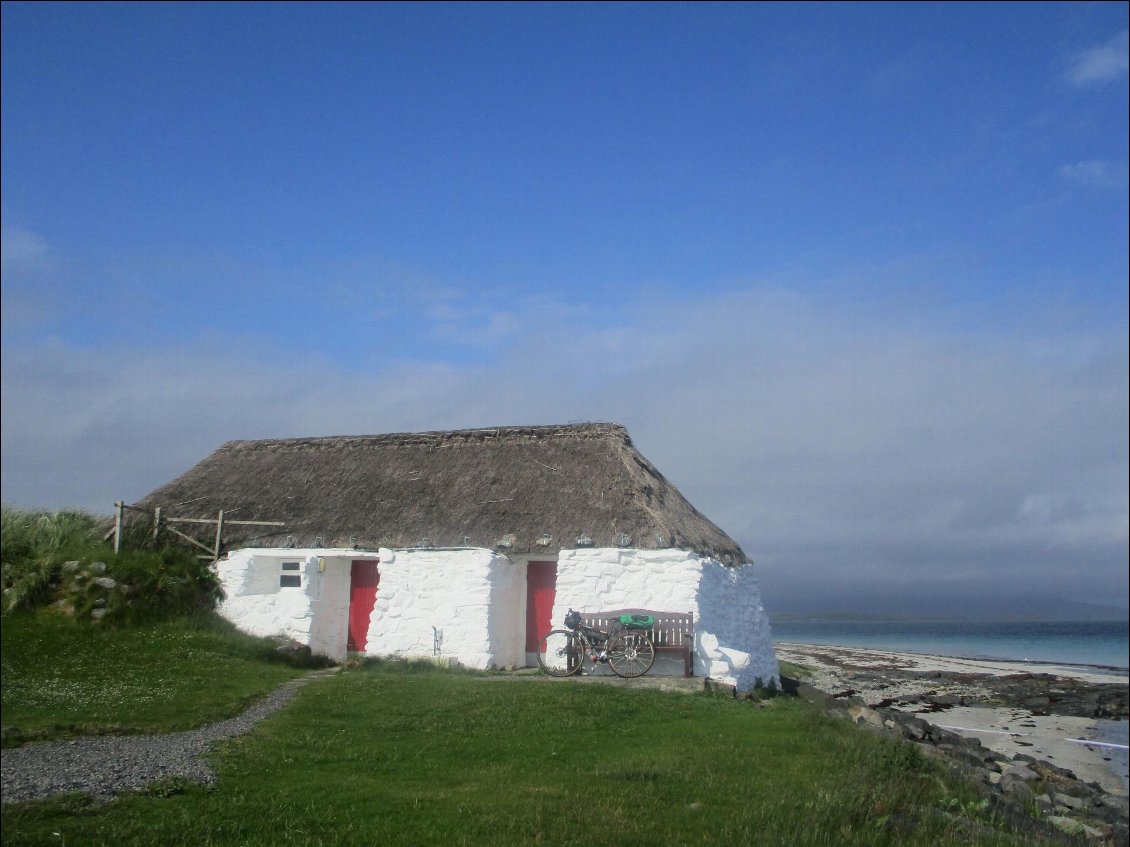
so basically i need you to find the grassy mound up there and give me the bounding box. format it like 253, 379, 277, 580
2, 507, 222, 623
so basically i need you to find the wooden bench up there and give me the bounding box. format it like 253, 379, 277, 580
580, 608, 695, 677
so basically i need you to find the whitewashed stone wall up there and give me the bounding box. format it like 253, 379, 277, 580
368, 548, 523, 670
306, 555, 359, 660
215, 545, 775, 688
694, 560, 778, 690
215, 549, 356, 661
553, 548, 778, 691
217, 547, 524, 668
486, 554, 526, 670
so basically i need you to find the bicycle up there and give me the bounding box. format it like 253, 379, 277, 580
536, 609, 656, 678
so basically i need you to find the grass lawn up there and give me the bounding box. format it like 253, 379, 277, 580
1, 611, 307, 743
2, 659, 1051, 847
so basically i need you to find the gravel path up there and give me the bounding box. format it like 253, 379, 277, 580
1, 667, 339, 804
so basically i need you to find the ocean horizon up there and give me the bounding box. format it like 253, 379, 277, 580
771, 619, 1129, 672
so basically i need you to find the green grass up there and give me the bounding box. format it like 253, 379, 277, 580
1, 610, 309, 744
0, 507, 101, 566
777, 659, 813, 678
1, 508, 102, 612
2, 658, 1052, 846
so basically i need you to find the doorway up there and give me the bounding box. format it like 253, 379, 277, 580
525, 560, 558, 662
347, 559, 380, 652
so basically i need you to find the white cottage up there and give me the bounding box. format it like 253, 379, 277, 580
134, 423, 778, 690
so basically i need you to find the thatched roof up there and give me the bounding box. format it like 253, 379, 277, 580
134, 423, 749, 564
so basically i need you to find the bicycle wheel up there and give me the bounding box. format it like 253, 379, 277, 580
537, 630, 585, 677
607, 630, 655, 678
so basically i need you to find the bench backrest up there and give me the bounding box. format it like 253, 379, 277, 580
580, 608, 694, 649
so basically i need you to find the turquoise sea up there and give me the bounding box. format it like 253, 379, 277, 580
771, 619, 1129, 672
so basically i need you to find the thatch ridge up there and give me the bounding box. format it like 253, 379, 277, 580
134, 423, 749, 564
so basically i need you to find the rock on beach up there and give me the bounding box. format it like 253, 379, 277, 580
778, 641, 1129, 841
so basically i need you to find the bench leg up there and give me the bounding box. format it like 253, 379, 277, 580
684, 644, 693, 677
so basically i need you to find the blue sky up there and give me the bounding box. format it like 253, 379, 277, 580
3, 2, 1127, 617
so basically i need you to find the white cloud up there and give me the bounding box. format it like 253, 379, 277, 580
2, 285, 1126, 615
1058, 159, 1130, 190
1066, 30, 1129, 85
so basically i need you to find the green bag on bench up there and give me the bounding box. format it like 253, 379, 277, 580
619, 613, 654, 628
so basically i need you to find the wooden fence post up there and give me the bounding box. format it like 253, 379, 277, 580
113, 501, 124, 554
213, 509, 225, 561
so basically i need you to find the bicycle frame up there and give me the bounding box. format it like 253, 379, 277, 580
538, 609, 656, 678
572, 623, 608, 653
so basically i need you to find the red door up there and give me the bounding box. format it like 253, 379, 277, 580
525, 560, 558, 652
348, 559, 380, 652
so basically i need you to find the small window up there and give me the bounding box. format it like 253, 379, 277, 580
281, 562, 301, 571
280, 574, 301, 588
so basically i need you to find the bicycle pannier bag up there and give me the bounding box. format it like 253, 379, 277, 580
619, 613, 654, 628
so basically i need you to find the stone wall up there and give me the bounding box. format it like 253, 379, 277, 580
367, 548, 521, 669
216, 546, 778, 688
216, 550, 316, 645
217, 547, 524, 668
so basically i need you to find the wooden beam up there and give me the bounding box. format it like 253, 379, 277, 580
164, 524, 215, 555
163, 517, 285, 527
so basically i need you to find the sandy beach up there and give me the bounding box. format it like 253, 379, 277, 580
776, 641, 1129, 797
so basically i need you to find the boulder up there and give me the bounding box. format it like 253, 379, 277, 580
1055, 793, 1088, 813
1000, 775, 1035, 805
1047, 816, 1103, 839
848, 705, 886, 729
271, 636, 313, 663
1001, 762, 1038, 782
